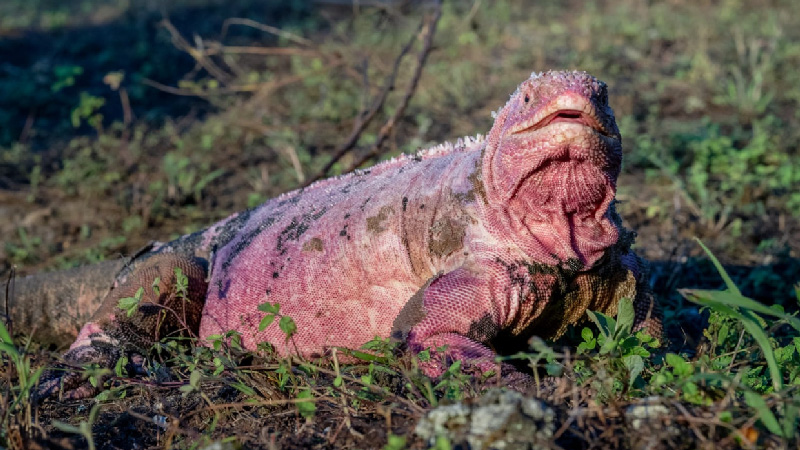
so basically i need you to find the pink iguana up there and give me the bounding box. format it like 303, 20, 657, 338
14, 71, 661, 399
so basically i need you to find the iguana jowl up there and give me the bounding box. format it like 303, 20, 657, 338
26, 71, 661, 398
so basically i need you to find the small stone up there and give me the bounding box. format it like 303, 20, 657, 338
415, 389, 556, 450
625, 397, 670, 431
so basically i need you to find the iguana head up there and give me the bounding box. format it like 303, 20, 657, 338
483, 71, 623, 269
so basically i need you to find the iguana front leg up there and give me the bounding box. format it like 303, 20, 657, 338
396, 253, 663, 387
37, 254, 208, 400
623, 252, 663, 339
395, 261, 532, 384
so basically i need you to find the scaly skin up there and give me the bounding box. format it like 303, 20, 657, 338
38, 71, 662, 399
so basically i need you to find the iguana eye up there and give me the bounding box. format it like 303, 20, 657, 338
524, 95, 530, 103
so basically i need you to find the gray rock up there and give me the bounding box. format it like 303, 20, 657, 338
415, 389, 556, 450
624, 397, 679, 450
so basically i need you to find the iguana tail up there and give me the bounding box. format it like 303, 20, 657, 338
1, 259, 126, 346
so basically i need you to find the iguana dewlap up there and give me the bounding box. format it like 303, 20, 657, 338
42, 71, 662, 398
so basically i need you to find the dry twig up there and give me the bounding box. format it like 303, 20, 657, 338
304, 1, 442, 186
220, 17, 314, 47
159, 19, 233, 84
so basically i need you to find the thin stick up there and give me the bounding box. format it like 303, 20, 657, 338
4, 266, 14, 337
343, 2, 442, 174
160, 19, 233, 84
220, 18, 314, 47
305, 20, 425, 185
205, 45, 321, 57
305, 2, 442, 186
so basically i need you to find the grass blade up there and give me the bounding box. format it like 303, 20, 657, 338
694, 238, 741, 296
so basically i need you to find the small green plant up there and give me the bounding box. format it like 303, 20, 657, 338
570, 297, 660, 399
71, 92, 106, 130
680, 238, 800, 438
0, 319, 44, 439
51, 65, 84, 93
383, 434, 407, 450
257, 302, 297, 343
4, 227, 42, 264
162, 151, 225, 204
295, 388, 316, 419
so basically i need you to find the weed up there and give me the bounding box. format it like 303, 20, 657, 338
680, 239, 800, 437
4, 227, 41, 265
0, 319, 44, 446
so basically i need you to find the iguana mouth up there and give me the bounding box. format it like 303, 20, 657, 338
511, 95, 614, 138
532, 109, 608, 134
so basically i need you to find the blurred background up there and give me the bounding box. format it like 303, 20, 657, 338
0, 0, 798, 311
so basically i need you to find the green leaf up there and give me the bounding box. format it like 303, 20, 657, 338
694, 238, 741, 295
417, 349, 431, 362
383, 434, 407, 450
688, 296, 783, 391
52, 421, 82, 434
446, 360, 462, 376
118, 297, 140, 317
88, 403, 101, 424
599, 334, 618, 355
433, 435, 451, 450
682, 288, 800, 332
614, 297, 635, 338
739, 311, 783, 391
114, 355, 128, 377
581, 327, 593, 342
665, 353, 694, 377
717, 323, 729, 346
259, 314, 275, 332
189, 370, 202, 387
577, 339, 596, 353
231, 381, 256, 397
151, 276, 161, 296
743, 391, 782, 436
296, 389, 316, 418
0, 342, 20, 359
782, 403, 799, 438
0, 318, 13, 345
258, 302, 280, 314
545, 362, 563, 377
586, 310, 616, 339
279, 316, 297, 339
623, 354, 644, 387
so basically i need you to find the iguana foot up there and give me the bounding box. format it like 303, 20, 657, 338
38, 253, 209, 401
36, 326, 121, 400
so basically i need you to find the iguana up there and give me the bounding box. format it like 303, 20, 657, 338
7, 71, 662, 399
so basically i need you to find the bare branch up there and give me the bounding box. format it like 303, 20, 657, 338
220, 17, 314, 47
160, 19, 234, 84
142, 64, 339, 97
305, 2, 441, 186
345, 3, 441, 173
204, 45, 322, 57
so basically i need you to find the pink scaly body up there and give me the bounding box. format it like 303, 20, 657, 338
47, 71, 661, 398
